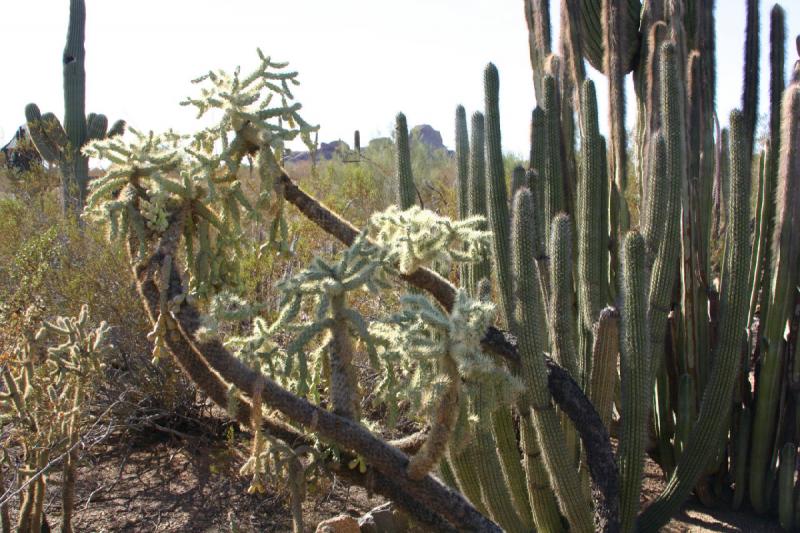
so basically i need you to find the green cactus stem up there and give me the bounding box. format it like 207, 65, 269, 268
778, 443, 796, 530
484, 63, 514, 326
618, 231, 649, 531
741, 0, 760, 153
638, 108, 752, 532
468, 111, 489, 295
576, 79, 605, 330
512, 188, 593, 533
395, 112, 416, 209
587, 306, 619, 432
749, 85, 800, 515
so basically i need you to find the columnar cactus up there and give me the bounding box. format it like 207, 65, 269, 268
395, 112, 416, 209
484, 63, 514, 327
25, 0, 125, 213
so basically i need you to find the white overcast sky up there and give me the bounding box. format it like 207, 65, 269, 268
1, 1, 798, 156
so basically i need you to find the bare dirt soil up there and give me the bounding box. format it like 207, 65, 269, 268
21, 426, 781, 532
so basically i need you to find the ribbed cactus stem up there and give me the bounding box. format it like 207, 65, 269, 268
529, 106, 547, 179
447, 442, 490, 517
490, 408, 535, 528
641, 131, 667, 266
549, 213, 579, 378
576, 79, 605, 329
523, 0, 552, 100
63, 0, 89, 205
511, 165, 527, 196
741, 0, 760, 153
519, 416, 564, 532
618, 231, 649, 531
638, 109, 752, 532
542, 75, 564, 232
731, 406, 752, 510
484, 63, 514, 326
778, 442, 796, 531
395, 112, 416, 209
749, 85, 800, 514
456, 105, 471, 288
646, 44, 683, 377
587, 307, 619, 432
603, 0, 629, 236
455, 105, 470, 220
511, 188, 593, 533
468, 111, 489, 294
472, 392, 526, 532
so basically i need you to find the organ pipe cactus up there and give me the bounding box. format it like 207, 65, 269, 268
26, 0, 125, 213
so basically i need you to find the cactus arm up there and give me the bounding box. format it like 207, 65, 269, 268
107, 119, 127, 138
587, 307, 619, 433
483, 63, 514, 327
467, 111, 489, 295
778, 443, 796, 531
512, 189, 595, 533
749, 85, 800, 515
490, 407, 536, 528
543, 75, 564, 234
86, 113, 108, 140
638, 109, 752, 532
455, 105, 470, 220
519, 416, 565, 532
576, 79, 605, 330
25, 104, 66, 164
455, 105, 471, 288
617, 232, 649, 531
741, 0, 760, 153
603, 0, 629, 237
524, 0, 552, 100
395, 112, 416, 209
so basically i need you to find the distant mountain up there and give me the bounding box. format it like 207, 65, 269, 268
283, 124, 450, 163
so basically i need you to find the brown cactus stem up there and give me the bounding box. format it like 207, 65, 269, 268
131, 227, 498, 533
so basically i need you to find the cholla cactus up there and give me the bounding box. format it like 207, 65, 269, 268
83, 51, 319, 298
0, 305, 111, 533
369, 205, 491, 275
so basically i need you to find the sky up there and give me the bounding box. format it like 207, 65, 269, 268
1, 1, 798, 157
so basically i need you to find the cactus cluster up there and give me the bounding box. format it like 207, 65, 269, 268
0, 305, 110, 533
26, 0, 800, 531
436, 1, 799, 531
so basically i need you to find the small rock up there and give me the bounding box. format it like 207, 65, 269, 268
315, 514, 360, 533
358, 503, 410, 533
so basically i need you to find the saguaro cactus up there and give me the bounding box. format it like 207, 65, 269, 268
25, 0, 124, 213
